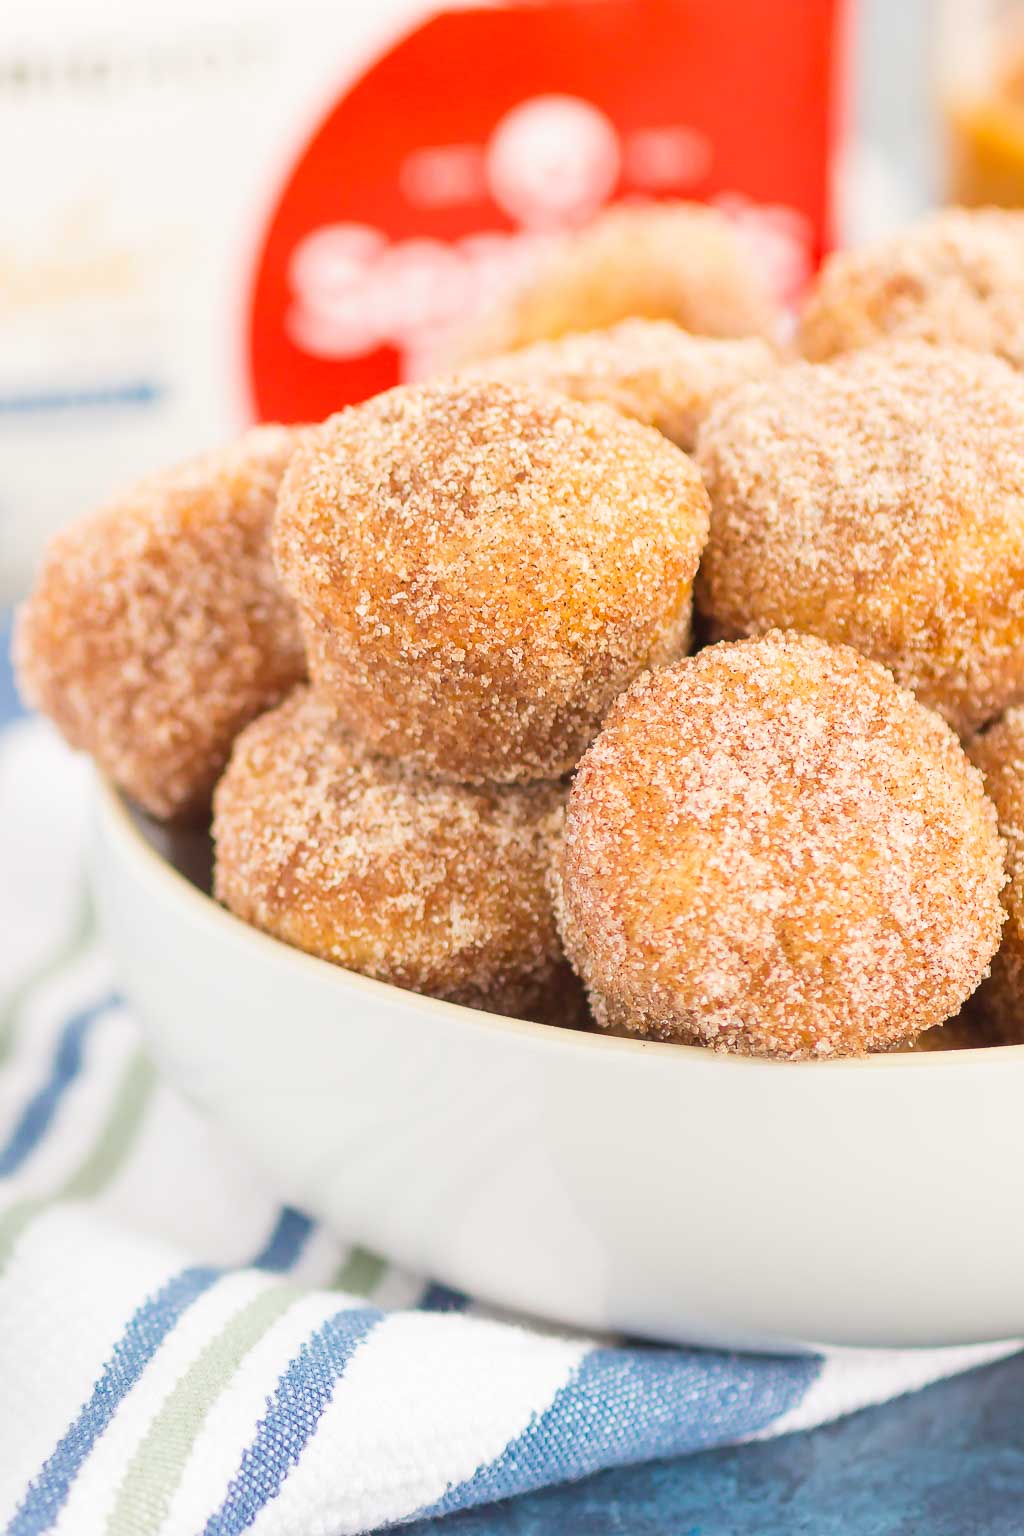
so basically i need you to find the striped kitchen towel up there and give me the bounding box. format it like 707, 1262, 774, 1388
0, 659, 1019, 1535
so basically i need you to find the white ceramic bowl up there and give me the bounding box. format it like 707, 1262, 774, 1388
92, 774, 1024, 1353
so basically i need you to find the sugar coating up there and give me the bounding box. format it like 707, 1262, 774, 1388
456, 320, 779, 452
799, 207, 1024, 367
968, 708, 1024, 1042
213, 686, 583, 1024
555, 631, 1006, 1059
275, 378, 710, 783
460, 201, 778, 360
15, 425, 307, 821
696, 342, 1024, 735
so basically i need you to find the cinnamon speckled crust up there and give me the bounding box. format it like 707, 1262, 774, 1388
213, 686, 583, 1025
696, 343, 1024, 736
460, 201, 779, 359
555, 632, 1005, 1060
275, 378, 709, 783
968, 708, 1024, 1042
15, 425, 307, 821
457, 320, 779, 451
799, 207, 1024, 367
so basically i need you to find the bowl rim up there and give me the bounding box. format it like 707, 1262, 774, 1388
94, 771, 1023, 1074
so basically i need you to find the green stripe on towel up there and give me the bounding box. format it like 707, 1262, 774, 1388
0, 1048, 155, 1269
331, 1245, 387, 1297
105, 1281, 301, 1536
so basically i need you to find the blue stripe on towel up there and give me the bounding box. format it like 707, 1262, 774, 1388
7, 1205, 313, 1535
202, 1305, 382, 1536
253, 1207, 314, 1274
8, 1266, 220, 1536
0, 993, 118, 1178
419, 1281, 469, 1312
415, 1345, 822, 1521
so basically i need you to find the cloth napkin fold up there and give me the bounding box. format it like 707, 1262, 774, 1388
0, 653, 1018, 1536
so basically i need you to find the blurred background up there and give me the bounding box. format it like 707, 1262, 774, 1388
2, 0, 1018, 601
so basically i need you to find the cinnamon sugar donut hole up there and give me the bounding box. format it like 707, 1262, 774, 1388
969, 707, 1024, 1042
16, 426, 307, 821
461, 201, 779, 360
275, 379, 710, 783
555, 632, 1005, 1060
696, 343, 1024, 735
213, 687, 582, 1024
799, 208, 1024, 367
457, 320, 778, 452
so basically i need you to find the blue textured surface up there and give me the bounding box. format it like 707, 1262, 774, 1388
408, 1352, 1024, 1534
415, 1346, 817, 1524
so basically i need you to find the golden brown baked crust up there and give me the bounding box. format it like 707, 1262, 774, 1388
968, 707, 1024, 1041
457, 319, 779, 452
556, 631, 1006, 1059
275, 378, 709, 782
213, 686, 582, 1023
696, 343, 1024, 735
15, 425, 307, 821
799, 207, 1024, 367
461, 201, 778, 358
